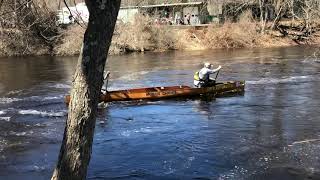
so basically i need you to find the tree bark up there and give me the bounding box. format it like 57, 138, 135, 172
51, 1, 121, 180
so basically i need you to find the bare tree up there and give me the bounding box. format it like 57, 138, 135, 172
301, 0, 320, 33
258, 0, 267, 33
51, 0, 121, 180
274, 0, 320, 41
270, 0, 286, 29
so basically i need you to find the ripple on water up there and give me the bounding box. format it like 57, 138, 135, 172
116, 71, 150, 81
0, 110, 11, 121
25, 95, 64, 102
118, 126, 171, 138
247, 75, 317, 85
0, 117, 11, 122
9, 131, 29, 136
42, 96, 63, 100
218, 165, 249, 180
6, 90, 23, 96
47, 83, 71, 89
286, 140, 320, 169
0, 96, 63, 105
11, 164, 49, 173
0, 97, 21, 104
18, 110, 67, 117
0, 138, 8, 152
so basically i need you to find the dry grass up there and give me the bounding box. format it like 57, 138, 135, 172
303, 31, 320, 46
53, 25, 84, 56
203, 11, 259, 49
238, 10, 255, 24
204, 22, 259, 48
173, 29, 206, 51
54, 14, 177, 56
0, 28, 50, 57
2, 11, 319, 57
113, 14, 175, 52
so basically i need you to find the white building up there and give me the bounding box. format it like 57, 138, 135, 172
57, 2, 206, 25
56, 3, 89, 25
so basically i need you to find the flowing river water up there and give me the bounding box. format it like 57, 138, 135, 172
0, 47, 320, 180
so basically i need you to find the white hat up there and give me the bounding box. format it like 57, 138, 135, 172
204, 62, 211, 68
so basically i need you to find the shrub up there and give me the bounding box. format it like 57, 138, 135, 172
53, 25, 84, 56
205, 22, 258, 48
113, 14, 175, 52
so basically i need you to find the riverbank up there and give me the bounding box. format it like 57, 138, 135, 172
1, 21, 319, 57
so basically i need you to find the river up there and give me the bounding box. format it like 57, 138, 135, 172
0, 47, 320, 180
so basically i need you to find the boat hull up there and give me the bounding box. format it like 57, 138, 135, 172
65, 81, 245, 104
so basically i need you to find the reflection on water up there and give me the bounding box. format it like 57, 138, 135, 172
0, 46, 320, 179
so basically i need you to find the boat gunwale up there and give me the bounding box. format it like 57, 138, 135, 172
107, 81, 244, 94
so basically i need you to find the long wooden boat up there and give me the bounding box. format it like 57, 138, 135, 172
65, 81, 245, 104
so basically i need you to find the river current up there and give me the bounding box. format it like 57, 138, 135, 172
0, 47, 320, 180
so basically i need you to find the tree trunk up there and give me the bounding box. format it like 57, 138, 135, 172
259, 0, 266, 34
51, 1, 121, 180
271, 7, 281, 29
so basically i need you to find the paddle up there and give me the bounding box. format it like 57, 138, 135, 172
102, 71, 110, 92
214, 69, 220, 81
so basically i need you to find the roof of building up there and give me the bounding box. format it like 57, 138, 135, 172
121, 2, 203, 9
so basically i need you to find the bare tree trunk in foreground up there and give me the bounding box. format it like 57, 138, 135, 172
51, 1, 121, 180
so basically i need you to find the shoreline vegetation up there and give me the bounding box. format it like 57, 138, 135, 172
0, 13, 320, 57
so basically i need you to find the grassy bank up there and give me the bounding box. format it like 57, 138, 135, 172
1, 15, 319, 57
53, 20, 320, 56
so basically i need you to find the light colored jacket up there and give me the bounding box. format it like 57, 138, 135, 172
194, 66, 221, 87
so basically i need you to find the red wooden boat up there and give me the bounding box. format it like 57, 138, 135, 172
65, 81, 245, 104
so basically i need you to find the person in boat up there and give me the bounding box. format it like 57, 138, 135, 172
194, 63, 221, 88
101, 71, 110, 94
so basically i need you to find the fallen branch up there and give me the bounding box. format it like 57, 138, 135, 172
40, 30, 64, 42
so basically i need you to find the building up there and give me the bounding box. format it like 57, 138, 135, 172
56, 2, 89, 25
57, 0, 284, 25
119, 1, 207, 25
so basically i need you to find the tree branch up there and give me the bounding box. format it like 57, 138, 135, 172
63, 0, 86, 28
